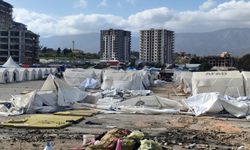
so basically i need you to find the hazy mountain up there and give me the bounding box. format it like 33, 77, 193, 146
40, 28, 250, 56
175, 28, 250, 56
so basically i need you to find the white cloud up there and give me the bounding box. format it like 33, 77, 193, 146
74, 0, 88, 8
98, 0, 108, 7
199, 0, 217, 11
12, 0, 250, 37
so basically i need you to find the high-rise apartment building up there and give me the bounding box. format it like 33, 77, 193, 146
140, 29, 174, 65
0, 0, 39, 65
100, 29, 131, 62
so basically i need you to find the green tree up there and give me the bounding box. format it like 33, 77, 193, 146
199, 62, 212, 71
57, 48, 61, 56
238, 54, 250, 71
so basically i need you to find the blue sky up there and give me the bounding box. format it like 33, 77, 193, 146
7, 0, 225, 17
4, 0, 250, 37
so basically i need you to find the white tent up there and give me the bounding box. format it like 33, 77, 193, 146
63, 68, 103, 87
176, 71, 193, 94
41, 68, 49, 79
27, 68, 36, 80
242, 71, 250, 97
49, 68, 58, 75
34, 68, 43, 80
2, 56, 20, 68
0, 68, 9, 83
18, 68, 29, 81
101, 70, 145, 90
7, 68, 19, 82
192, 71, 245, 97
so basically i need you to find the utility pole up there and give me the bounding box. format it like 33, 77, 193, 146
72, 40, 75, 51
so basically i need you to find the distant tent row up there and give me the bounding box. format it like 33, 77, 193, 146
0, 57, 57, 83
0, 68, 58, 83
63, 68, 152, 91
174, 71, 250, 98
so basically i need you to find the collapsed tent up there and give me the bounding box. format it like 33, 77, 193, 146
8, 68, 19, 82
0, 68, 9, 83
184, 92, 250, 118
101, 70, 147, 90
63, 68, 103, 87
2, 56, 20, 68
192, 71, 245, 97
3, 75, 88, 115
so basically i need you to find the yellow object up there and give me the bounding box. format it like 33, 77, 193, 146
1, 114, 84, 129
54, 109, 98, 116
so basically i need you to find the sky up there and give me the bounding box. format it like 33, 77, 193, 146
5, 0, 250, 37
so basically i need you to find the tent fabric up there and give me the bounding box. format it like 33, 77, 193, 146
0, 68, 9, 83
18, 68, 29, 81
101, 70, 146, 90
183, 92, 224, 116
2, 56, 20, 68
7, 68, 19, 82
79, 78, 100, 90
184, 92, 250, 118
192, 71, 245, 97
242, 71, 250, 97
177, 72, 193, 94
41, 75, 88, 106
27, 68, 36, 81
219, 97, 250, 118
41, 68, 49, 78
63, 68, 103, 87
34, 68, 43, 80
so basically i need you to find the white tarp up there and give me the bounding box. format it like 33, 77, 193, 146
79, 78, 100, 90
63, 68, 103, 87
7, 68, 19, 82
0, 68, 9, 83
220, 97, 250, 118
184, 92, 224, 116
101, 70, 146, 90
192, 71, 245, 97
2, 56, 20, 68
18, 68, 29, 81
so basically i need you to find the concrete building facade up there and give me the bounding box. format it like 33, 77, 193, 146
140, 29, 174, 65
0, 0, 39, 65
205, 52, 234, 67
100, 29, 131, 62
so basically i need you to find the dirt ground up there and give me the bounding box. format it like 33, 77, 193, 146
0, 81, 249, 150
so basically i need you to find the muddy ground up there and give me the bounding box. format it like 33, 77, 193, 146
0, 81, 249, 150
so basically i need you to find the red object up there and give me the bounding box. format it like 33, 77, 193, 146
22, 64, 30, 68
107, 60, 120, 66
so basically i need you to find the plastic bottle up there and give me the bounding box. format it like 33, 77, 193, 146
43, 142, 53, 150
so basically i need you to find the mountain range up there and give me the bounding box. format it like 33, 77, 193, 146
40, 28, 250, 56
